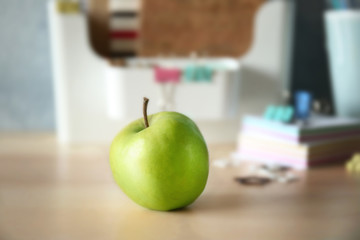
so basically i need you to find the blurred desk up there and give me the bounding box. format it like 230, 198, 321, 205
0, 134, 359, 240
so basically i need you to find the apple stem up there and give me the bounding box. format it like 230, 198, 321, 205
143, 97, 150, 128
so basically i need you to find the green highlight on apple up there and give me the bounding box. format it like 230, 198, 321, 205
109, 97, 209, 211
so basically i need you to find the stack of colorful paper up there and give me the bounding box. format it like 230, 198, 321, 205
237, 115, 360, 169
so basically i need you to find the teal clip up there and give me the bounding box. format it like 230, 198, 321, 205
263, 105, 294, 123
201, 66, 213, 82
264, 105, 277, 120
183, 66, 196, 82
183, 66, 213, 82
282, 106, 294, 123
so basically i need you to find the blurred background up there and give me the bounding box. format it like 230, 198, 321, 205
2, 1, 360, 240
4, 0, 360, 168
0, 0, 333, 140
0, 0, 54, 131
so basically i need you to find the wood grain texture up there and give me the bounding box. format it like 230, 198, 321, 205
140, 0, 265, 57
0, 133, 359, 240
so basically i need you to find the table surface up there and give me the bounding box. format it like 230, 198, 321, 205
1, 133, 360, 240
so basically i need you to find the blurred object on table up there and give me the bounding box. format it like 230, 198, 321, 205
325, 0, 360, 117
346, 152, 360, 175
235, 115, 360, 169
234, 163, 299, 186
295, 91, 312, 121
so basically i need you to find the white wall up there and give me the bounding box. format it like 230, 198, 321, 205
0, 0, 54, 130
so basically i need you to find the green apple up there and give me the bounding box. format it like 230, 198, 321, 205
109, 98, 209, 211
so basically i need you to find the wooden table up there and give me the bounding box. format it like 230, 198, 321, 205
1, 134, 359, 240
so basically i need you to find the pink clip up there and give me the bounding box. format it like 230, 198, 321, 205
154, 67, 181, 83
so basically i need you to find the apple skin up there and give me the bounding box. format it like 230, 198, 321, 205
110, 111, 209, 211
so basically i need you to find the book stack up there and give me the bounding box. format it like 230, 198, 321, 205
237, 115, 360, 169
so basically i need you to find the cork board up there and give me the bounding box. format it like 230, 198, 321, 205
139, 0, 266, 57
